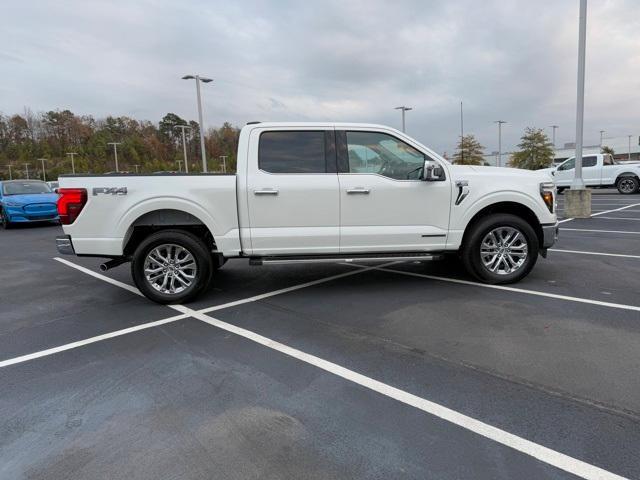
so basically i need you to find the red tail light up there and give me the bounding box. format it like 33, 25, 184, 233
57, 188, 87, 225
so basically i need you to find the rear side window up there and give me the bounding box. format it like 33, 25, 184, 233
259, 131, 326, 173
583, 156, 597, 167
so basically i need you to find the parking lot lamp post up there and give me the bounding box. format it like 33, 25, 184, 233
5, 164, 12, 180
133, 164, 140, 173
394, 106, 412, 133
219, 155, 227, 173
23, 163, 30, 179
182, 75, 213, 172
38, 158, 47, 182
494, 120, 506, 167
174, 124, 191, 173
107, 143, 122, 172
599, 130, 605, 147
549, 125, 559, 148
66, 153, 78, 174
571, 0, 587, 191
628, 135, 632, 161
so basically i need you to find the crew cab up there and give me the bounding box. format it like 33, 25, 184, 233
56, 122, 558, 303
540, 153, 640, 194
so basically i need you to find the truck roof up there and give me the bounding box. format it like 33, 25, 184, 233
244, 122, 395, 130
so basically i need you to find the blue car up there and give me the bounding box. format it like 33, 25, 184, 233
0, 180, 60, 229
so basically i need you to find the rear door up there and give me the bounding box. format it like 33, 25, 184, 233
336, 129, 451, 252
246, 128, 340, 255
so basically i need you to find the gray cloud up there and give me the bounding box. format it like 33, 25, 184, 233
1, 0, 638, 154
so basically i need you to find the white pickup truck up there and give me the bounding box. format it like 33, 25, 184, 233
56, 122, 558, 303
540, 153, 640, 194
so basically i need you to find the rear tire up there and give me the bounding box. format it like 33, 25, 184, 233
461, 214, 539, 284
616, 176, 639, 195
131, 229, 214, 304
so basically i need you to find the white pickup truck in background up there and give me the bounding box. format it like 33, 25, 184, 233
56, 122, 558, 303
540, 153, 640, 194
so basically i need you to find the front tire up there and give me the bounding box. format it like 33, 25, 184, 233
616, 176, 639, 195
131, 229, 214, 304
0, 209, 12, 230
461, 214, 539, 284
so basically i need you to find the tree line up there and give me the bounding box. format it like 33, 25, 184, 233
0, 109, 240, 180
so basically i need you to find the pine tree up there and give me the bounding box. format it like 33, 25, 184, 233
453, 134, 484, 165
509, 128, 554, 170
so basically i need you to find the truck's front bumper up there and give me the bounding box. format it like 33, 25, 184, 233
56, 235, 75, 255
541, 222, 559, 248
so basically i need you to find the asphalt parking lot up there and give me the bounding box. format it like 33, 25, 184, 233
1, 189, 640, 480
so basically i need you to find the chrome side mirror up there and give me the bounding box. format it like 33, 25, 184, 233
422, 160, 446, 181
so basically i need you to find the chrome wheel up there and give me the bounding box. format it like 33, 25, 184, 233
144, 243, 197, 295
618, 178, 637, 194
480, 226, 528, 275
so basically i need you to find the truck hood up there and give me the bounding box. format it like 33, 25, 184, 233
449, 164, 554, 182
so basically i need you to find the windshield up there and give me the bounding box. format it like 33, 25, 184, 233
2, 181, 52, 195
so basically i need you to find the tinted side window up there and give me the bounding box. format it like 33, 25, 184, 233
259, 131, 326, 173
345, 131, 425, 180
558, 158, 575, 171
583, 156, 597, 167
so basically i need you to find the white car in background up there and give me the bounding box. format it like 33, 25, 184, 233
540, 154, 640, 194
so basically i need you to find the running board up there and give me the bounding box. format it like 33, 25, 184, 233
249, 252, 444, 266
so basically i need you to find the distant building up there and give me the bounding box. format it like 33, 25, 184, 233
481, 134, 640, 167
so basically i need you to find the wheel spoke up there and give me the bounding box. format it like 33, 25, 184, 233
479, 226, 528, 276
144, 243, 198, 295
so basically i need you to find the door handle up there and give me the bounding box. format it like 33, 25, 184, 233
254, 189, 279, 195
346, 188, 370, 194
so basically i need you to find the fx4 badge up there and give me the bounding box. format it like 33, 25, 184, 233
93, 187, 127, 196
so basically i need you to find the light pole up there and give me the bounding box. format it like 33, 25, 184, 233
107, 142, 122, 172
38, 158, 47, 182
549, 125, 559, 148
66, 152, 78, 174
394, 106, 412, 133
599, 130, 605, 146
219, 155, 227, 173
23, 163, 30, 179
4, 164, 12, 180
571, 0, 587, 191
133, 164, 140, 173
174, 124, 192, 173
628, 135, 633, 161
176, 160, 183, 172
182, 75, 213, 172
494, 120, 506, 167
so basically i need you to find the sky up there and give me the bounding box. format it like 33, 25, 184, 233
1, 0, 638, 155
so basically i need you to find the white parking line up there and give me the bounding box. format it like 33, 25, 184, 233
558, 202, 640, 224
596, 216, 640, 221
0, 312, 190, 368
550, 249, 640, 260
48, 258, 629, 480
561, 228, 640, 235
349, 264, 640, 313
191, 309, 627, 480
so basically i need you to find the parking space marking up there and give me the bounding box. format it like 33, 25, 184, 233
347, 264, 640, 313
0, 257, 393, 367
589, 216, 640, 221
561, 228, 640, 235
190, 309, 627, 480
0, 312, 190, 368
38, 260, 631, 478
198, 261, 399, 314
549, 249, 640, 260
558, 202, 640, 224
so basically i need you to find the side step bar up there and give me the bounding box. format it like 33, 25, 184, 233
249, 252, 444, 266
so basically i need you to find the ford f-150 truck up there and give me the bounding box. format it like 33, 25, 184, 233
539, 153, 640, 194
56, 122, 558, 303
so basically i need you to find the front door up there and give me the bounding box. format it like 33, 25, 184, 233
246, 128, 340, 255
337, 129, 451, 253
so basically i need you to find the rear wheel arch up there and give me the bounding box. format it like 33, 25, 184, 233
123, 209, 218, 256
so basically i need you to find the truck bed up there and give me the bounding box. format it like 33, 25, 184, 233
58, 173, 240, 256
